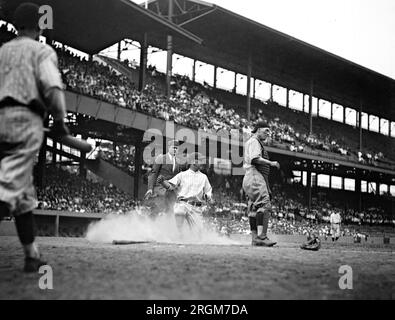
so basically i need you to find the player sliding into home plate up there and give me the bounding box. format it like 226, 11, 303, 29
111, 152, 214, 245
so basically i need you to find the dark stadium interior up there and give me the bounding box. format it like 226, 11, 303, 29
0, 0, 202, 53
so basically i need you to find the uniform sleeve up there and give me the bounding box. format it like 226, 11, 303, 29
247, 138, 262, 162
203, 175, 212, 199
168, 172, 181, 187
37, 46, 64, 96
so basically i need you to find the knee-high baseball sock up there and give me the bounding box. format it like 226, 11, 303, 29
14, 212, 39, 259
256, 210, 270, 238
0, 201, 10, 221
249, 216, 257, 240
249, 216, 257, 232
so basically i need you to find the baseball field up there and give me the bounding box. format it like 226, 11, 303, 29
0, 235, 394, 299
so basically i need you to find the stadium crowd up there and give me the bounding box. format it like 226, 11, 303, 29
96, 145, 136, 175
36, 166, 136, 214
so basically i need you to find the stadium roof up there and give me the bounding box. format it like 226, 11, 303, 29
0, 0, 202, 54
144, 0, 395, 121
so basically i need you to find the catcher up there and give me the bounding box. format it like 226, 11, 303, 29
243, 122, 279, 246
157, 152, 214, 235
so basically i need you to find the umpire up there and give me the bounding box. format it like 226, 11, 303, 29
144, 140, 181, 216
0, 3, 69, 272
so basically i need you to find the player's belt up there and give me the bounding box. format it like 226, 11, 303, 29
0, 98, 23, 108
0, 98, 45, 118
178, 199, 202, 207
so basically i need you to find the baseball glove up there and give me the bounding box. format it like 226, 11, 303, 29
300, 237, 321, 251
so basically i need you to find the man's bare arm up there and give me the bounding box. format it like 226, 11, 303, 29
44, 87, 67, 121
45, 88, 69, 137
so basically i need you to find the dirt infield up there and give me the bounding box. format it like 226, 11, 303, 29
0, 236, 394, 299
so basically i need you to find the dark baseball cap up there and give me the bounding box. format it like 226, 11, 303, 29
252, 120, 269, 133
13, 2, 40, 30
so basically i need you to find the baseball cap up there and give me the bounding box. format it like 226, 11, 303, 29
187, 152, 206, 164
252, 120, 269, 133
13, 2, 40, 30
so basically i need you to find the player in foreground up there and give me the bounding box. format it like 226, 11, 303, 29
157, 152, 214, 236
243, 122, 280, 246
0, 3, 69, 272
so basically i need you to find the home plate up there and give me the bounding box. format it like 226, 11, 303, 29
112, 240, 153, 245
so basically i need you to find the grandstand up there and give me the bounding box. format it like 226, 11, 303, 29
0, 0, 394, 238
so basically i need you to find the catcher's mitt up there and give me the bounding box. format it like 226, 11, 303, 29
300, 237, 321, 251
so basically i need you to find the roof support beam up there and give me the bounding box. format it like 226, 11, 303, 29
166, 0, 174, 98
270, 83, 273, 101
192, 59, 196, 82
139, 35, 148, 91
246, 54, 252, 121
174, 0, 187, 14
117, 41, 122, 60
309, 79, 314, 135
213, 65, 217, 89
306, 160, 312, 213
378, 116, 381, 134
359, 100, 363, 152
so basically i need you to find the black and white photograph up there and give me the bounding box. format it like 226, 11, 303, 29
0, 0, 394, 304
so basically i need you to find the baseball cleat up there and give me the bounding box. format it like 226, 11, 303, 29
252, 236, 277, 247
24, 256, 47, 273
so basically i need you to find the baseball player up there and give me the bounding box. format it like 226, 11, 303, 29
243, 121, 280, 246
0, 3, 69, 272
158, 152, 213, 235
330, 210, 341, 241
144, 140, 182, 216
